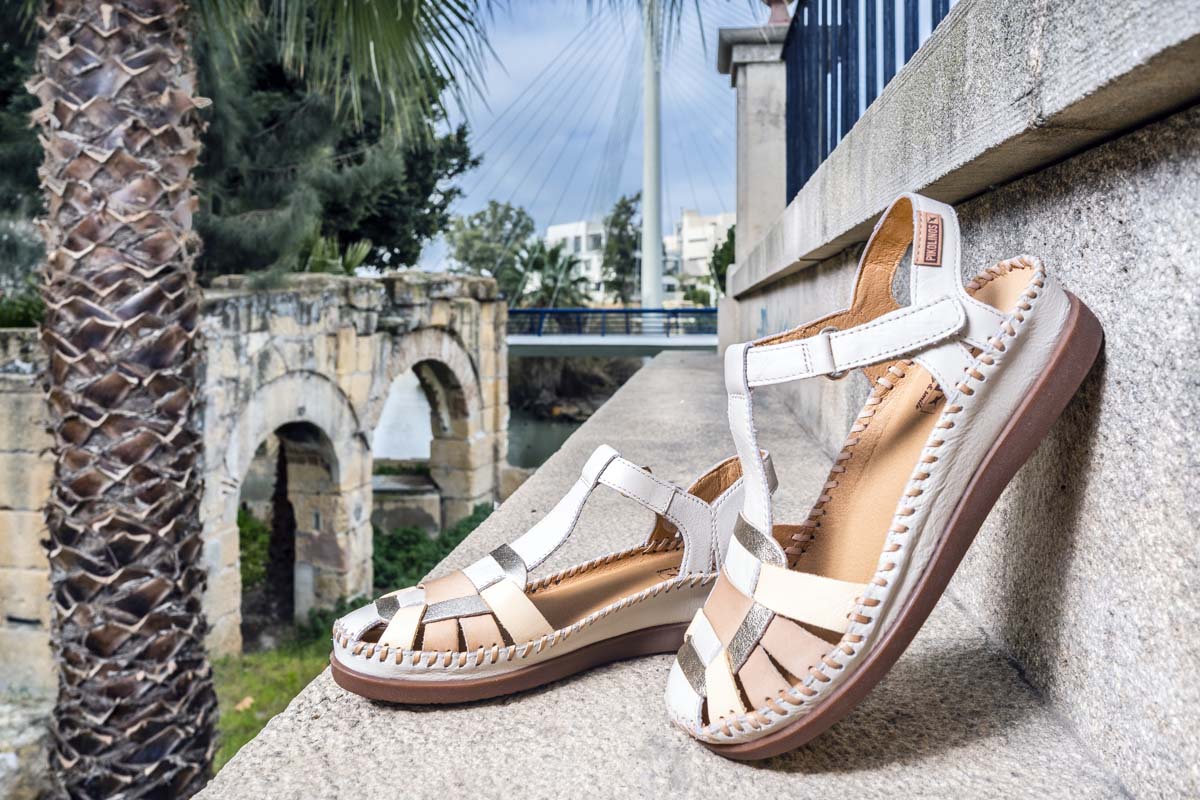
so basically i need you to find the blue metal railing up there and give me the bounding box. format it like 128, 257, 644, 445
784, 0, 956, 200
507, 308, 718, 337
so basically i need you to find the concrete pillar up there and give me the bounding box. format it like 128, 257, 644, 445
717, 26, 789, 281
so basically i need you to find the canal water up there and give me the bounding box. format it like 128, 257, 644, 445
505, 407, 582, 468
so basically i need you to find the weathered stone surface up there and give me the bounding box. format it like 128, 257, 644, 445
371, 474, 442, 534
0, 390, 47, 452
202, 352, 1123, 799
0, 453, 52, 512
0, 692, 54, 800
0, 514, 48, 571
0, 629, 54, 694
0, 569, 50, 626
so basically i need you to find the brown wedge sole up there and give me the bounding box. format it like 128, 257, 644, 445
708, 292, 1103, 760
330, 621, 689, 704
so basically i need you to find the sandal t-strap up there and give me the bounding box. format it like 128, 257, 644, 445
331, 444, 776, 703
666, 192, 1103, 758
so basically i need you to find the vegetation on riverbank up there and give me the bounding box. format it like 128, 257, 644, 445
509, 356, 643, 422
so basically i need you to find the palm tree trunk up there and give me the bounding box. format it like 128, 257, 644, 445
28, 0, 217, 795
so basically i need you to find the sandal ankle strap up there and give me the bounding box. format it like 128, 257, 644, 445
724, 192, 1012, 538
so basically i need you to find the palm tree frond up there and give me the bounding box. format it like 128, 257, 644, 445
192, 0, 497, 134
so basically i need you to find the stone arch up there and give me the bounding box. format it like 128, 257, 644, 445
369, 327, 496, 526
202, 371, 373, 654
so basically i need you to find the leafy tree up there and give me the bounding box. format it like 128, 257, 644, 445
352, 124, 477, 269
682, 281, 715, 306
24, 1, 493, 796
195, 33, 477, 280
708, 223, 735, 296
602, 193, 641, 306
0, 26, 42, 295
446, 200, 537, 282
0, 25, 39, 216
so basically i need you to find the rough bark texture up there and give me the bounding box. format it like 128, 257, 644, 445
27, 0, 217, 796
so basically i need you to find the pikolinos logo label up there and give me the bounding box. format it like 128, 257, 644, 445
915, 211, 943, 267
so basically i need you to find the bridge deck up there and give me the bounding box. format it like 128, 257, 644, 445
507, 333, 717, 356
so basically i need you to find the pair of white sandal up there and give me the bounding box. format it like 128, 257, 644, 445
330, 193, 1103, 759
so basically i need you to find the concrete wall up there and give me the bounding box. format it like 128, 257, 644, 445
719, 1, 1200, 793
0, 270, 507, 686
728, 107, 1199, 796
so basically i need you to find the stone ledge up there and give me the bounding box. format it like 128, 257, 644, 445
729, 0, 1200, 298
202, 352, 1121, 798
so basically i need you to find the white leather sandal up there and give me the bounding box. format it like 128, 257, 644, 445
331, 445, 776, 702
666, 193, 1103, 758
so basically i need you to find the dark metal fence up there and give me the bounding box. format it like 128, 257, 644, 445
507, 308, 718, 337
784, 0, 955, 200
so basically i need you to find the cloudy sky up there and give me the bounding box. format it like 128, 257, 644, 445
420, 0, 773, 268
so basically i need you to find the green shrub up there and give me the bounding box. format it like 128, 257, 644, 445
0, 290, 43, 327
372, 503, 492, 594
237, 507, 270, 591
289, 503, 492, 642
372, 461, 431, 477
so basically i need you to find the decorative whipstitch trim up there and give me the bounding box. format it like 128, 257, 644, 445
339, 557, 712, 671
697, 259, 1047, 740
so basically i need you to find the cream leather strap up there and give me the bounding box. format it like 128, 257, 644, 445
462, 444, 768, 593
725, 192, 1014, 540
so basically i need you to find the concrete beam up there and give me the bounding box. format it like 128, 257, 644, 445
730, 0, 1200, 298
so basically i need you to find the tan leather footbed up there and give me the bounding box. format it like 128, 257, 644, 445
782, 265, 1034, 645
528, 548, 684, 631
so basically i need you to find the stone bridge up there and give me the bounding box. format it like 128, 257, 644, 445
0, 271, 507, 687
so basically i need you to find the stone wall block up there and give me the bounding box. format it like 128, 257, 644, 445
202, 565, 242, 642
0, 513, 48, 571
429, 434, 495, 472
0, 627, 55, 693
0, 391, 49, 452
0, 455, 52, 512
205, 611, 242, 657
335, 326, 357, 375
0, 569, 50, 626
430, 462, 495, 499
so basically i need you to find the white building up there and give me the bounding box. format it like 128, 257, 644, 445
675, 209, 736, 303
545, 219, 607, 299
544, 209, 732, 307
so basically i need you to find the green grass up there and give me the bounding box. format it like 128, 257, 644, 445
211, 503, 492, 771
211, 636, 330, 771
372, 503, 492, 593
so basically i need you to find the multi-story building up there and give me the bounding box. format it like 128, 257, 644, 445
544, 219, 607, 299
545, 210, 732, 306
675, 209, 736, 304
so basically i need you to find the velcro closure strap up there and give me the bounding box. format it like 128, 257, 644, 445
744, 296, 965, 388
599, 457, 676, 514
753, 563, 866, 634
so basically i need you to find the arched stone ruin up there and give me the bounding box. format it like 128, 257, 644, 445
0, 271, 507, 687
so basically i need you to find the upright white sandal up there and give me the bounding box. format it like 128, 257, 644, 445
665, 192, 1103, 758
331, 445, 776, 703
